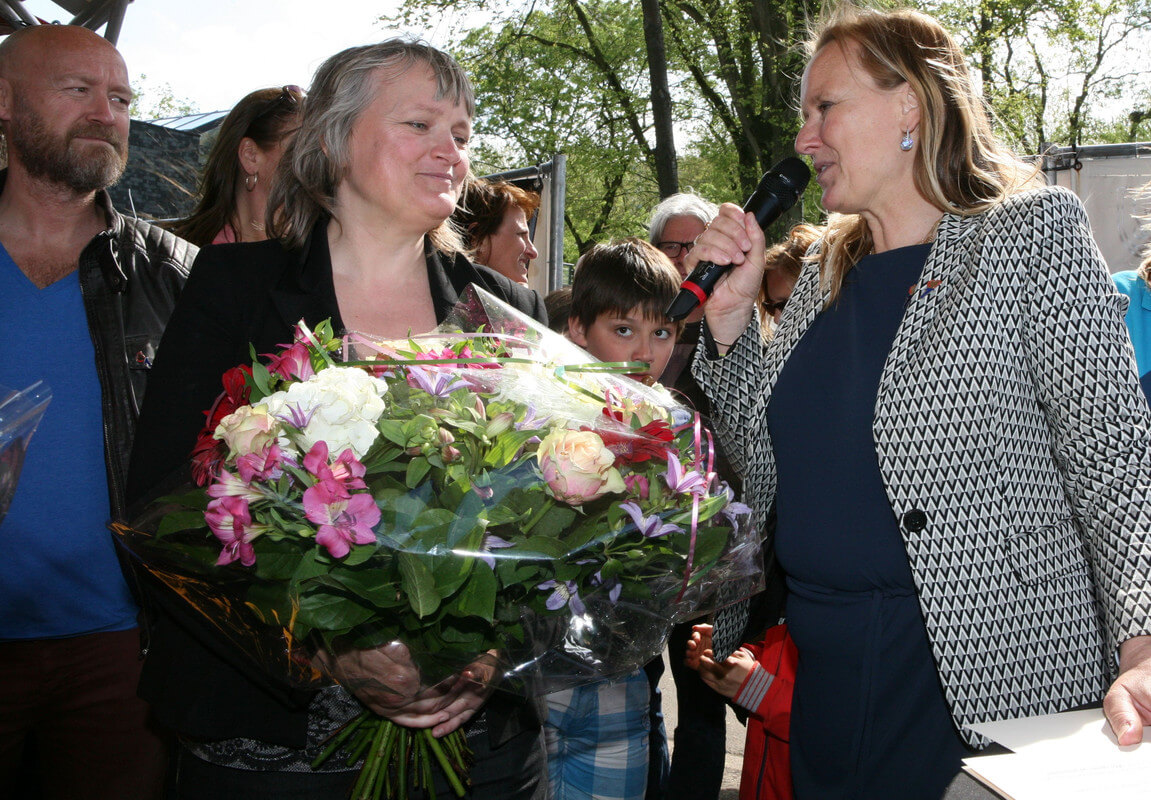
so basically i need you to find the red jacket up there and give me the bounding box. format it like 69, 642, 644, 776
732, 624, 797, 800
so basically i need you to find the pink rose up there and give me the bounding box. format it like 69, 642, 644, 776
537, 429, 626, 504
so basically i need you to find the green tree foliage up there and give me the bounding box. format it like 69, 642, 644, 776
662, 0, 812, 195
384, 0, 1151, 262
383, 0, 813, 257
130, 74, 199, 120
452, 1, 658, 253
922, 0, 1151, 150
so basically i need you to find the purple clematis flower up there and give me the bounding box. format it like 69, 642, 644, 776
620, 501, 682, 539
474, 484, 495, 501
406, 365, 469, 398
276, 400, 317, 431
538, 579, 586, 616
478, 533, 515, 568
720, 493, 753, 534
205, 495, 259, 566
663, 453, 708, 496
303, 480, 380, 559
514, 404, 545, 432
590, 570, 623, 603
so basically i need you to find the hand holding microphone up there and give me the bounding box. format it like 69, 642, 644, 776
666, 157, 811, 322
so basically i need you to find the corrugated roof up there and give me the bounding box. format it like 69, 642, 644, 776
145, 110, 229, 132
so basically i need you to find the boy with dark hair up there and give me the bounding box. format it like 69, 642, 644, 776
545, 237, 683, 800
566, 238, 683, 387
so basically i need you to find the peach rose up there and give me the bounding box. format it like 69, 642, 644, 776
215, 405, 280, 459
537, 429, 626, 504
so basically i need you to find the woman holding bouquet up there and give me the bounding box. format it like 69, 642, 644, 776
127, 40, 548, 799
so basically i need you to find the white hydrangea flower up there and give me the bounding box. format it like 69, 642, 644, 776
263, 366, 388, 458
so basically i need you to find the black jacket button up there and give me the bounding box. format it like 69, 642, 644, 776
902, 509, 928, 532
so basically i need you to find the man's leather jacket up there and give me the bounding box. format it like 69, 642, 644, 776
75, 189, 197, 521
0, 170, 197, 519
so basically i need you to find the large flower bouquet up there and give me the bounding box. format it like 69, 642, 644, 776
115, 287, 760, 798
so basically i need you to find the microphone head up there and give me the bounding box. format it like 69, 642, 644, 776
772, 156, 811, 194
743, 157, 811, 230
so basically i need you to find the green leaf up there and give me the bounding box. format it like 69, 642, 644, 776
253, 550, 305, 581
156, 510, 209, 538
515, 535, 567, 559
455, 560, 497, 620
319, 569, 402, 609
600, 557, 623, 582
342, 542, 377, 567
296, 588, 376, 631
529, 506, 579, 539
250, 360, 273, 397
483, 429, 539, 468
377, 419, 409, 447
405, 456, 432, 488
686, 527, 730, 577
399, 553, 440, 617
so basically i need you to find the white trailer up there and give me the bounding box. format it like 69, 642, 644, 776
1044, 143, 1151, 275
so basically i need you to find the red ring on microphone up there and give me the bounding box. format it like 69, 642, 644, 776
680, 281, 708, 306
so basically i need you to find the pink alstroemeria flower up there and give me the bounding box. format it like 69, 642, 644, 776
206, 470, 265, 502
264, 341, 315, 381
303, 480, 380, 559
624, 474, 650, 501
236, 443, 288, 483
205, 495, 259, 566
303, 441, 367, 493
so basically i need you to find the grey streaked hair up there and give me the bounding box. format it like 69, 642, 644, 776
646, 192, 719, 242
268, 38, 475, 251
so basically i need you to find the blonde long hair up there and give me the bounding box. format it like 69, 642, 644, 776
807, 6, 1041, 303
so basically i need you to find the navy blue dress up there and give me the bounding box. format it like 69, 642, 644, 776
767, 245, 970, 798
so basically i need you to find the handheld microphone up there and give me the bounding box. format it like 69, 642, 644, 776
665, 156, 811, 321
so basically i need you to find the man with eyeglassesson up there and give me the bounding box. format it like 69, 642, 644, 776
0, 24, 196, 799
641, 192, 734, 800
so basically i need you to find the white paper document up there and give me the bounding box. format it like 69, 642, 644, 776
961, 709, 1151, 799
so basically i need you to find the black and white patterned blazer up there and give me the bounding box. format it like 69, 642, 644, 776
694, 185, 1151, 744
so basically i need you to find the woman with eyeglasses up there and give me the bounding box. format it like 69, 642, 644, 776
757, 223, 823, 336
128, 40, 548, 799
688, 6, 1151, 798
169, 85, 304, 247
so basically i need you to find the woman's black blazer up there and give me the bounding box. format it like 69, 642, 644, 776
127, 219, 547, 747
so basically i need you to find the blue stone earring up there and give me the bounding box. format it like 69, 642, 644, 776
900, 130, 914, 151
